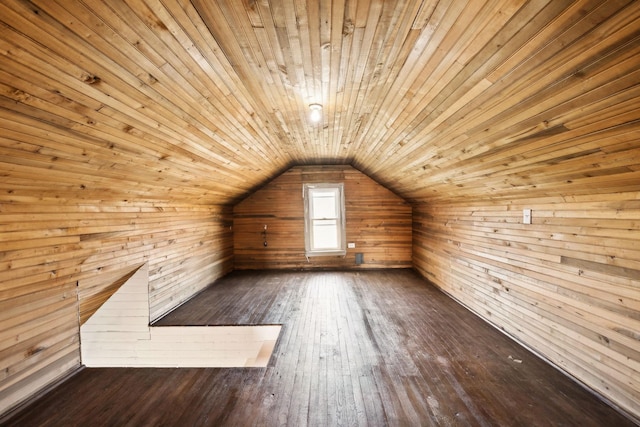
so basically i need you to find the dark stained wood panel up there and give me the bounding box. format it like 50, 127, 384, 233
233, 165, 412, 270
412, 192, 640, 421
5, 270, 635, 426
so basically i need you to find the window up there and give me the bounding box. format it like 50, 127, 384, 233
303, 183, 346, 257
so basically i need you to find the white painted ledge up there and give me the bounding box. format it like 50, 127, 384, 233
80, 264, 280, 367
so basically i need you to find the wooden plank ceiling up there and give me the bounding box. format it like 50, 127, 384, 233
0, 0, 638, 205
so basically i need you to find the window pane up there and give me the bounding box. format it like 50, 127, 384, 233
303, 183, 345, 256
311, 191, 337, 219
312, 220, 338, 249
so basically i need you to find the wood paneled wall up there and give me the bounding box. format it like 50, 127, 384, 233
412, 192, 640, 420
0, 198, 233, 415
234, 165, 412, 270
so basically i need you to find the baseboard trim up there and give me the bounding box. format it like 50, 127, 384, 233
415, 269, 640, 426
0, 365, 85, 425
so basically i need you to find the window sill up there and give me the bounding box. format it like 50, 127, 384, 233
305, 250, 347, 257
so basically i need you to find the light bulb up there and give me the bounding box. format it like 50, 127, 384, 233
309, 104, 322, 122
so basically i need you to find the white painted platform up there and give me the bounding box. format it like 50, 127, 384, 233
80, 264, 280, 368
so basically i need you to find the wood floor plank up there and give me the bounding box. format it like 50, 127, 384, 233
3, 269, 636, 426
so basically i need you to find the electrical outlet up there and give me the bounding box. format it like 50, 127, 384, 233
347, 242, 356, 249
523, 209, 532, 225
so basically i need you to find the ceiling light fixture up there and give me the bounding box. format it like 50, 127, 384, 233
309, 104, 322, 123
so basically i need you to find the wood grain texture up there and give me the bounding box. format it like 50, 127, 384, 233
5, 270, 635, 426
412, 192, 640, 420
0, 0, 639, 420
233, 165, 412, 270
0, 197, 233, 415
0, 1, 637, 205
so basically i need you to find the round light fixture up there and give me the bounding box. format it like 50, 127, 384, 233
309, 104, 322, 122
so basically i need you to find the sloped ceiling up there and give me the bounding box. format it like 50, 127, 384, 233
0, 0, 639, 205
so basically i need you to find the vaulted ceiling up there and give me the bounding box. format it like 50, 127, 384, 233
1, 0, 639, 205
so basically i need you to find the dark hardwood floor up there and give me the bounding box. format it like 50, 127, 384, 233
4, 269, 635, 426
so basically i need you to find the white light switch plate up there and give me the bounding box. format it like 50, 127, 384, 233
523, 209, 532, 225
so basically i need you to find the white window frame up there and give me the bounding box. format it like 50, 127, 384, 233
303, 183, 346, 257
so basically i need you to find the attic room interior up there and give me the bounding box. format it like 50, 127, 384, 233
0, 0, 639, 425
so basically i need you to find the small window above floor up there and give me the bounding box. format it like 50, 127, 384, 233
303, 183, 346, 257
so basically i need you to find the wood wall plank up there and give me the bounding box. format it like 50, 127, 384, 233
234, 165, 412, 270
0, 193, 233, 415
412, 192, 640, 420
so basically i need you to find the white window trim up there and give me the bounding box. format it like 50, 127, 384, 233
303, 183, 346, 257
